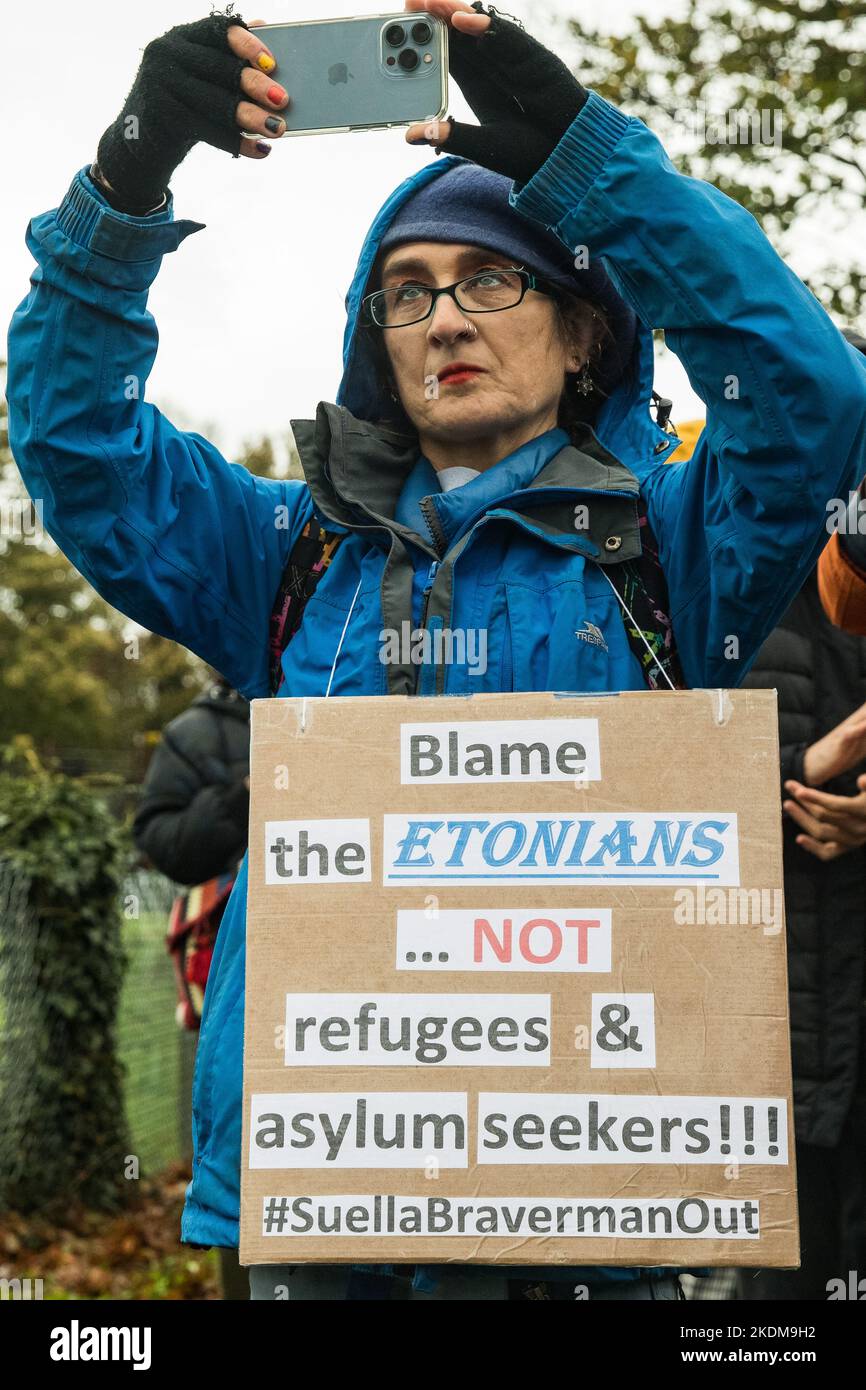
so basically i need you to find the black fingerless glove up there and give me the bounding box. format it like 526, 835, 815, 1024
95, 8, 250, 213
437, 3, 590, 186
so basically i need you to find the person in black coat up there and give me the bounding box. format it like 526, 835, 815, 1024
738, 568, 866, 1299
134, 674, 250, 885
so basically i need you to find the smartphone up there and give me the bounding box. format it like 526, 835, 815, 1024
248, 12, 449, 138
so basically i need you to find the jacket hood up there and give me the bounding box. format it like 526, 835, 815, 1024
334, 154, 668, 471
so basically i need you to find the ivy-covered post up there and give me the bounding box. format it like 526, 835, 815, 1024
0, 770, 131, 1214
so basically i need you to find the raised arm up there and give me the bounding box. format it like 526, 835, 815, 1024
413, 1, 866, 688
509, 96, 866, 687
6, 15, 313, 699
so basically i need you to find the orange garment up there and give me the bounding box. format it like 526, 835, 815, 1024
667, 418, 704, 463
817, 531, 866, 636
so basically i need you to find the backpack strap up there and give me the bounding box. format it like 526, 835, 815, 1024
604, 497, 686, 690
268, 521, 345, 696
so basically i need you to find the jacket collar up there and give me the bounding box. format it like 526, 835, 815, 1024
394, 426, 569, 544
290, 401, 643, 562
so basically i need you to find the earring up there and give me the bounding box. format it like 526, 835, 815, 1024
574, 362, 594, 396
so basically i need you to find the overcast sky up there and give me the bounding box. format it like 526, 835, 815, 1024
0, 0, 818, 464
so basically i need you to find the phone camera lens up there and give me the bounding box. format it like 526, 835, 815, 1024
411, 21, 433, 44
398, 47, 419, 71
384, 23, 406, 47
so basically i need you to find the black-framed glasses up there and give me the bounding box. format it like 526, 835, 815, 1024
360, 266, 559, 329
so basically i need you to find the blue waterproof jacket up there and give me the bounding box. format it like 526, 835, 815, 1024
8, 91, 866, 1287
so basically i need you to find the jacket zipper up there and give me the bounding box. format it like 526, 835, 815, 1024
416, 559, 441, 695
420, 559, 440, 630
416, 496, 446, 696
419, 495, 448, 557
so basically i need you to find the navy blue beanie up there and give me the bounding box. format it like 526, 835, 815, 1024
375, 158, 637, 398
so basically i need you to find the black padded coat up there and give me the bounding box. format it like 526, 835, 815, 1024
133, 681, 250, 886
742, 569, 866, 1147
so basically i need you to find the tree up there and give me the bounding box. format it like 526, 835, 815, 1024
0, 537, 208, 773
239, 432, 305, 481
1, 361, 301, 774
566, 0, 866, 319
0, 770, 131, 1215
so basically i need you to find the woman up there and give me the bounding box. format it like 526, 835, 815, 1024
7, 1, 866, 1300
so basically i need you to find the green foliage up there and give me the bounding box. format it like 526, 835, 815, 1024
0, 771, 131, 1215
567, 0, 866, 319
0, 361, 233, 772
0, 539, 205, 767
0, 362, 301, 778
240, 432, 305, 480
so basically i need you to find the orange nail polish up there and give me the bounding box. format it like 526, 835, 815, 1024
267, 83, 286, 104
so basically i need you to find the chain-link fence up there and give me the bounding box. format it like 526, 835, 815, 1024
0, 858, 39, 1196
117, 868, 198, 1175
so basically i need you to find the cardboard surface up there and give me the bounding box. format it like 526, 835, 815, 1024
240, 690, 798, 1269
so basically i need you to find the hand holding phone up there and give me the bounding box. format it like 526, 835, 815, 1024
403, 0, 591, 187
94, 14, 291, 212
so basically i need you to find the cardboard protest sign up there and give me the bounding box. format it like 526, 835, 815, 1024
240, 689, 798, 1269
